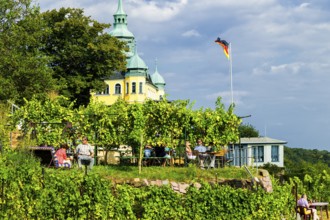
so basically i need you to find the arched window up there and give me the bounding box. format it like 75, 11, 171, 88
115, 84, 121, 94
132, 82, 136, 93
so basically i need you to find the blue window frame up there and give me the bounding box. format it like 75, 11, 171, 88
271, 145, 279, 162
253, 145, 264, 162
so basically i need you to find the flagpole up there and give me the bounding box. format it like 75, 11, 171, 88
229, 43, 234, 105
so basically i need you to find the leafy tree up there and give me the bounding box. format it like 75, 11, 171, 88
187, 98, 241, 151
40, 8, 127, 106
10, 96, 241, 154
284, 147, 330, 168
238, 123, 259, 137
143, 98, 191, 148
0, 0, 56, 105
10, 96, 74, 147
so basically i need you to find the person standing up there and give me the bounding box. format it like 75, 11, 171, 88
76, 136, 94, 170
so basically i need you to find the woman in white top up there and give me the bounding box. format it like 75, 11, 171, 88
185, 141, 196, 160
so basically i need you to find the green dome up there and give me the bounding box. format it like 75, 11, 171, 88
127, 48, 148, 70
110, 27, 134, 38
110, 0, 134, 39
151, 65, 165, 85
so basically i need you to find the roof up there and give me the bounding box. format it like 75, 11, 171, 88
151, 65, 165, 85
110, 26, 134, 38
104, 71, 125, 80
240, 137, 287, 145
109, 0, 134, 38
127, 48, 148, 70
115, 0, 125, 15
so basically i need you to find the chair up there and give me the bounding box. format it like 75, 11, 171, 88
296, 206, 312, 220
193, 150, 209, 168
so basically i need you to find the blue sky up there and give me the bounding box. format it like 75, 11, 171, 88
38, 0, 330, 151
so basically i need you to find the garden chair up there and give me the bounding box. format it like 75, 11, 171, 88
296, 206, 312, 220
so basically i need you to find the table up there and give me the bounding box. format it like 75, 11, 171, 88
310, 202, 329, 220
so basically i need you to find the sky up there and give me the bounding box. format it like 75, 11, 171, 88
37, 0, 330, 151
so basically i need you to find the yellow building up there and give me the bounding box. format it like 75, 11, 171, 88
92, 0, 166, 105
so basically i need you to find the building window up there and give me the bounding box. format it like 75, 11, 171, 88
253, 145, 264, 162
105, 85, 109, 94
126, 82, 129, 94
271, 145, 279, 162
139, 82, 143, 93
115, 84, 121, 94
132, 82, 136, 93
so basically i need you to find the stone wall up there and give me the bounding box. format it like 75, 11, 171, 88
109, 168, 273, 194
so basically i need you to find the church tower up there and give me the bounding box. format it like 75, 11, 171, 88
92, 0, 166, 105
109, 0, 135, 57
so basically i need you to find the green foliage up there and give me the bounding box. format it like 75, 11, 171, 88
0, 0, 56, 105
40, 7, 127, 106
10, 96, 241, 153
0, 103, 11, 150
0, 1, 127, 107
0, 149, 43, 219
238, 123, 259, 138
10, 96, 74, 147
284, 146, 330, 168
0, 150, 297, 219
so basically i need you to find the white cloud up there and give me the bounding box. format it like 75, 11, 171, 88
206, 90, 249, 106
181, 29, 200, 37
128, 0, 188, 22
299, 3, 311, 8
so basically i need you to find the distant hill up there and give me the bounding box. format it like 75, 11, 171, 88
284, 146, 330, 167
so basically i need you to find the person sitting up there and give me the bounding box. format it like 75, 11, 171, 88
76, 136, 94, 170
55, 143, 72, 168
154, 144, 171, 167
144, 145, 153, 158
185, 141, 196, 160
194, 139, 207, 169
143, 145, 153, 166
297, 194, 319, 220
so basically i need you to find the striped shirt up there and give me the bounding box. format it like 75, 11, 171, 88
76, 144, 93, 156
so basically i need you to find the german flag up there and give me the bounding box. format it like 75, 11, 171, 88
215, 37, 230, 59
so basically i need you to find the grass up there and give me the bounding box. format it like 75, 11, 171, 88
89, 164, 255, 183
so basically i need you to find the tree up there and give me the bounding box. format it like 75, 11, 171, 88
238, 123, 259, 138
0, 0, 56, 105
40, 8, 127, 106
